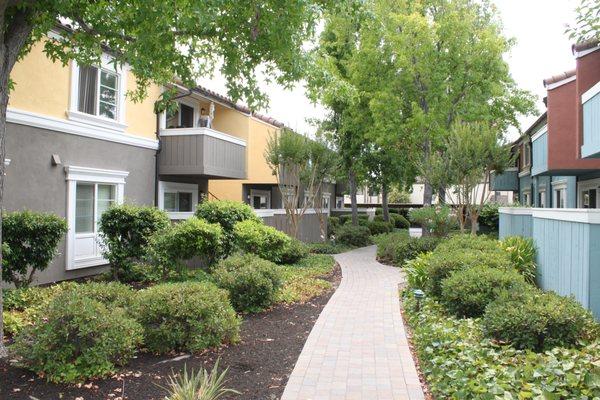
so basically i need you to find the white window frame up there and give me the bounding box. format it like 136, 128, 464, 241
552, 180, 568, 209
65, 166, 128, 270
578, 178, 600, 208
249, 189, 271, 210
522, 189, 531, 206
68, 56, 128, 132
158, 181, 198, 220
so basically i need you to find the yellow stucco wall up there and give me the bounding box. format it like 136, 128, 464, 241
9, 41, 70, 119
209, 116, 280, 201
9, 39, 159, 140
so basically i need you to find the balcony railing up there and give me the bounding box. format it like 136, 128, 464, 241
159, 127, 246, 179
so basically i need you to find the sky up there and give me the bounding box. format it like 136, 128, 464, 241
200, 0, 580, 141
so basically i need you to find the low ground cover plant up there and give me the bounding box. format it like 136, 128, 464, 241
276, 254, 336, 303
212, 254, 282, 313
12, 290, 143, 383
132, 281, 240, 354
2, 210, 68, 287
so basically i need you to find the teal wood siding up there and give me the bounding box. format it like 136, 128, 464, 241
499, 211, 532, 238
490, 169, 518, 191
582, 92, 600, 158
534, 217, 590, 311
519, 174, 531, 205
531, 130, 548, 176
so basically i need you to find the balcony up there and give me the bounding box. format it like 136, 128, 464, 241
490, 168, 518, 191
581, 84, 600, 158
159, 127, 246, 179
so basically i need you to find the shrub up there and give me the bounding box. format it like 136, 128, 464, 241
99, 205, 170, 280
335, 224, 372, 247
425, 248, 513, 297
2, 210, 68, 287
483, 289, 596, 351
405, 295, 600, 399
440, 267, 526, 318
391, 213, 410, 229
280, 238, 309, 264
408, 205, 457, 237
132, 281, 240, 353
70, 282, 135, 309
500, 236, 537, 284
404, 252, 434, 290
366, 220, 394, 235
212, 254, 282, 312
147, 217, 223, 278
375, 233, 441, 267
12, 291, 143, 383
195, 200, 260, 256
327, 216, 340, 237
234, 219, 291, 263
436, 234, 499, 253
478, 202, 500, 230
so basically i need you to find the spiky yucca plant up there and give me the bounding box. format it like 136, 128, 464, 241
163, 361, 239, 400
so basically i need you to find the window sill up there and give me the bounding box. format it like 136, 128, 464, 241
68, 256, 108, 270
67, 110, 127, 132
167, 211, 195, 220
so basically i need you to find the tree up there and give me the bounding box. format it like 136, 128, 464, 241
567, 0, 600, 43
308, 137, 340, 239
427, 121, 514, 234
265, 129, 323, 239
371, 0, 535, 217
307, 1, 368, 226
0, 0, 329, 358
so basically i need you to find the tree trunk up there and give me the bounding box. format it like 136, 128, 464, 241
0, 60, 9, 359
470, 208, 479, 235
381, 184, 390, 222
349, 169, 358, 226
422, 181, 433, 236
438, 185, 446, 204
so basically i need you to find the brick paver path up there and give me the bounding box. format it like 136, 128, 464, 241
281, 246, 425, 400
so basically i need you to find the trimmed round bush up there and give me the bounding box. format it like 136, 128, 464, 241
70, 282, 135, 309
440, 267, 527, 318
280, 238, 309, 264
234, 219, 291, 263
327, 216, 340, 237
99, 205, 170, 280
483, 289, 596, 351
335, 224, 372, 247
132, 281, 240, 353
367, 220, 394, 235
3, 210, 68, 287
147, 217, 223, 277
425, 248, 513, 297
12, 291, 143, 383
195, 200, 260, 256
390, 214, 410, 229
212, 254, 282, 312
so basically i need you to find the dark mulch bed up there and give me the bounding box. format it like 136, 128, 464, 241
0, 263, 342, 400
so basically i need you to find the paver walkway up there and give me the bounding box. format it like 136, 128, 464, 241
281, 246, 424, 400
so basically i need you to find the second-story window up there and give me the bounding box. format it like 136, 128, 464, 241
78, 66, 119, 120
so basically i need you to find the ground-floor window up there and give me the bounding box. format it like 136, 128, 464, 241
538, 189, 546, 208
336, 196, 344, 209
578, 178, 600, 209
522, 190, 531, 206
66, 166, 127, 270
554, 188, 566, 208
158, 181, 198, 216
322, 193, 331, 211
250, 189, 271, 209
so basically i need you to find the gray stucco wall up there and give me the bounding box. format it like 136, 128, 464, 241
4, 122, 156, 285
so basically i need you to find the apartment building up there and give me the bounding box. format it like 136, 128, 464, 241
492, 40, 600, 209
5, 34, 332, 285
